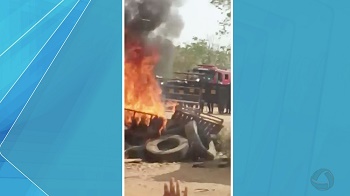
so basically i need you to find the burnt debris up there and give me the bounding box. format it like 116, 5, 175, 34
124, 107, 226, 164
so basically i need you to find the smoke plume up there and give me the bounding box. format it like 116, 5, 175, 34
125, 0, 185, 77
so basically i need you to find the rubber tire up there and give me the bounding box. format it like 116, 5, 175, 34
163, 126, 185, 137
185, 121, 215, 160
145, 135, 189, 162
125, 145, 145, 159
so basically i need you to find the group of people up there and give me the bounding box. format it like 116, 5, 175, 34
183, 100, 231, 115
200, 98, 231, 114
200, 84, 231, 115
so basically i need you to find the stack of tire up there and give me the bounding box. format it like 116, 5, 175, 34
125, 121, 217, 163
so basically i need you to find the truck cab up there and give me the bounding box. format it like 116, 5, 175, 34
192, 64, 231, 85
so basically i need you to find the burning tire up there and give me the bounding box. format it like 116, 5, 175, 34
145, 135, 189, 162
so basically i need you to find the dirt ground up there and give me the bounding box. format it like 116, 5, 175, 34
125, 110, 232, 196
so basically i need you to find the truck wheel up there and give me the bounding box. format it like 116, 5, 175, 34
145, 135, 189, 162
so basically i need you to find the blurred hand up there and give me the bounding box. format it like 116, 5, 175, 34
163, 178, 188, 196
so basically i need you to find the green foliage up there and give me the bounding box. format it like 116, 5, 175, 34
210, 0, 231, 36
171, 0, 232, 72
173, 37, 231, 72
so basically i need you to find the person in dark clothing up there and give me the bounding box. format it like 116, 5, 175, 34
225, 85, 231, 114
207, 101, 214, 114
200, 100, 205, 113
218, 102, 224, 114
218, 86, 228, 114
225, 99, 231, 114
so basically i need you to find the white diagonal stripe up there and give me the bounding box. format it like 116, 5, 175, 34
0, 0, 64, 57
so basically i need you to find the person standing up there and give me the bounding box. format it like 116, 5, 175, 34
225, 84, 231, 114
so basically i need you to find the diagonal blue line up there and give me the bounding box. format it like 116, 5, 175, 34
0, 0, 89, 143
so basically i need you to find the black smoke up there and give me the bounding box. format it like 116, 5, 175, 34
125, 0, 170, 35
125, 0, 185, 77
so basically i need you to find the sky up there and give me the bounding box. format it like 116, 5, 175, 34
176, 0, 230, 46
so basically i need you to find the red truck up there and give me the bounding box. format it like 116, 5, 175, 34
192, 64, 231, 85
191, 65, 231, 114
158, 64, 231, 114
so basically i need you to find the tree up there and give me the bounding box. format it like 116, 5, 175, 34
172, 37, 231, 72
167, 0, 232, 74
210, 0, 231, 36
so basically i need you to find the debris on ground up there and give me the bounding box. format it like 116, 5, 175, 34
124, 107, 230, 166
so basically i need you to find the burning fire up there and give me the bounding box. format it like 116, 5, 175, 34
124, 33, 168, 132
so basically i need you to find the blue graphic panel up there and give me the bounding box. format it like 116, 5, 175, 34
0, 0, 74, 99
0, 178, 45, 196
0, 0, 84, 145
0, 0, 122, 195
0, 0, 61, 52
235, 0, 350, 195
1, 0, 81, 195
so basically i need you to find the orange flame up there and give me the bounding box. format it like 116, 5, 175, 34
124, 33, 167, 132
